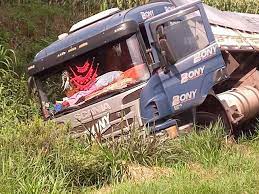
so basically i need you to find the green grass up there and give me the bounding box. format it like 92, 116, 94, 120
104, 127, 259, 194
0, 3, 76, 74
110, 161, 259, 194
204, 0, 259, 14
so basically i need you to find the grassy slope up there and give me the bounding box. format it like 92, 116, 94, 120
0, 0, 259, 193
0, 3, 76, 74
98, 124, 259, 194
111, 142, 259, 194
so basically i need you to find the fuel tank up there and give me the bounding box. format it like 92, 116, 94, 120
217, 86, 259, 124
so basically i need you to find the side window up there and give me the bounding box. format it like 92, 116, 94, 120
163, 11, 209, 62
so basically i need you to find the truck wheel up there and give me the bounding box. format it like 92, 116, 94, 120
196, 94, 232, 134
195, 111, 231, 136
196, 111, 219, 128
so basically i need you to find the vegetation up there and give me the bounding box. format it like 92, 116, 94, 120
0, 0, 258, 73
0, 0, 259, 193
203, 0, 259, 14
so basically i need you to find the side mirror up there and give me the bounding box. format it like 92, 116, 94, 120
156, 26, 177, 73
159, 39, 177, 65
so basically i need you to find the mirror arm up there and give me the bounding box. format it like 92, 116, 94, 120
161, 51, 170, 74
156, 25, 173, 74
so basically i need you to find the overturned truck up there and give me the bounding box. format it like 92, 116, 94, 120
27, 0, 259, 138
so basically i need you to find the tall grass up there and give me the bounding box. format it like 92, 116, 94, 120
107, 122, 259, 194
0, 118, 181, 192
2, 112, 254, 193
0, 117, 228, 192
204, 0, 259, 14
1, 0, 258, 14
0, 45, 16, 70
0, 46, 37, 130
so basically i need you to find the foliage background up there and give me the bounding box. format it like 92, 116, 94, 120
0, 0, 258, 74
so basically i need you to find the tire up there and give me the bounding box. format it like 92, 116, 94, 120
195, 111, 232, 136
196, 111, 219, 125
195, 111, 219, 130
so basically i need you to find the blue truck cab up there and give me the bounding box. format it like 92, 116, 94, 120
140, 0, 227, 131
27, 0, 230, 138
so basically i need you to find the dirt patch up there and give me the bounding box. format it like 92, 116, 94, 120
188, 163, 219, 181
92, 185, 114, 194
127, 164, 173, 182
91, 165, 173, 194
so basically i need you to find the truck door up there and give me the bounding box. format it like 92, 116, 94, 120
140, 0, 226, 124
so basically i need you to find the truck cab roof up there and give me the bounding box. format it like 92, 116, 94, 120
28, 1, 174, 75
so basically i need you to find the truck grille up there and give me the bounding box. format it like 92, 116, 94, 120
70, 107, 135, 138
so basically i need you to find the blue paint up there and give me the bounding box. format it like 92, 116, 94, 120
55, 103, 63, 112
140, 1, 226, 129
33, 2, 174, 62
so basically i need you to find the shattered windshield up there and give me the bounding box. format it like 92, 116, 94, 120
37, 35, 150, 118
